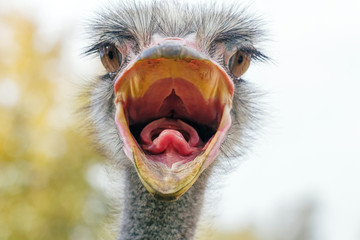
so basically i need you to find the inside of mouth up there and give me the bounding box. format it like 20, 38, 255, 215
125, 79, 222, 167
130, 116, 216, 145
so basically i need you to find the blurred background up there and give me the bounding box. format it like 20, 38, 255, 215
0, 0, 359, 240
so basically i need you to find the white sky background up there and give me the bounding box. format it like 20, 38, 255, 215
1, 0, 360, 239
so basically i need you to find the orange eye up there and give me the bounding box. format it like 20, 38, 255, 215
228, 51, 250, 78
100, 44, 122, 73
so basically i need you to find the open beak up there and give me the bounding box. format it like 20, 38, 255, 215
114, 40, 234, 201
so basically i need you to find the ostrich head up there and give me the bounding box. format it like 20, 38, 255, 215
85, 1, 266, 202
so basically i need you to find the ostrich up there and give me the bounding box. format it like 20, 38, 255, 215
83, 1, 267, 239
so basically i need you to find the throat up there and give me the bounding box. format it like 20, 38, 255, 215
119, 165, 208, 240
140, 118, 204, 167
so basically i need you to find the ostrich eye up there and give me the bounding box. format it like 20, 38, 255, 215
228, 51, 250, 78
99, 44, 122, 73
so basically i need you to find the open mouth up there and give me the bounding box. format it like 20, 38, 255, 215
114, 41, 234, 200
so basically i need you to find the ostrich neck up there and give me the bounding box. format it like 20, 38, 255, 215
118, 166, 207, 240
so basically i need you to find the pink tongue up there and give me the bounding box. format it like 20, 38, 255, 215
140, 118, 200, 155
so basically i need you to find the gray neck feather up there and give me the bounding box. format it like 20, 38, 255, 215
118, 165, 208, 240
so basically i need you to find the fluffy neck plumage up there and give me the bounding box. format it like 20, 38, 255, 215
118, 165, 208, 240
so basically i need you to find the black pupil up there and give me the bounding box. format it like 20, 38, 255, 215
108, 50, 114, 60
237, 55, 243, 64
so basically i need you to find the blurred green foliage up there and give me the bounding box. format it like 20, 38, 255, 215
0, 14, 111, 240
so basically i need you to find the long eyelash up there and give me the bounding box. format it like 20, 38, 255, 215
241, 47, 269, 62
83, 42, 104, 57
82, 35, 129, 57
